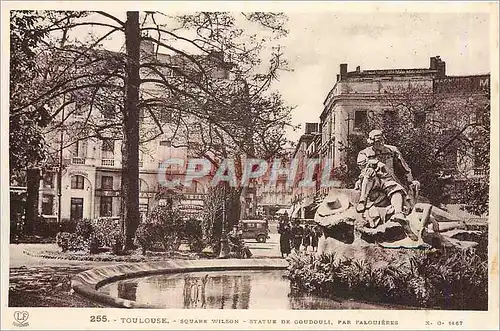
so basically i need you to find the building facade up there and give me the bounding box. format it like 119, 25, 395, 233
17, 41, 239, 224
292, 55, 490, 216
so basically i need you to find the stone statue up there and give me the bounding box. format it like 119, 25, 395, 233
355, 129, 420, 240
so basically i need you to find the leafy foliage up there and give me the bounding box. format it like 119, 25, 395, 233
136, 206, 185, 253
185, 217, 204, 252
201, 184, 241, 250
55, 232, 88, 253
11, 11, 295, 244
55, 218, 123, 254
287, 244, 488, 310
337, 85, 490, 210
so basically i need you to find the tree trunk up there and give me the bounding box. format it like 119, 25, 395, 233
122, 11, 141, 249
25, 168, 41, 234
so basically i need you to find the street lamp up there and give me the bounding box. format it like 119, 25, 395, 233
57, 97, 66, 225
218, 185, 229, 258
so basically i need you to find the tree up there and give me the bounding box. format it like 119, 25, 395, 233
10, 11, 52, 233
336, 83, 490, 211
10, 10, 294, 246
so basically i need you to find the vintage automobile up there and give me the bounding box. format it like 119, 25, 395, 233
238, 219, 270, 243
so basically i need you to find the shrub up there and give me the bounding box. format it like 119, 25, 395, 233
75, 218, 93, 239
92, 218, 122, 249
55, 232, 71, 252
287, 244, 488, 310
111, 232, 125, 255
185, 218, 203, 252
89, 233, 100, 254
55, 232, 88, 252
56, 218, 124, 254
136, 207, 185, 254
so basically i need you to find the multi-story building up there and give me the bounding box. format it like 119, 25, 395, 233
255, 147, 295, 217
314, 55, 490, 215
321, 56, 446, 167
19, 41, 235, 224
289, 123, 322, 219
321, 56, 489, 173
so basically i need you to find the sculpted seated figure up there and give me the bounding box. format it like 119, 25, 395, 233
355, 130, 420, 240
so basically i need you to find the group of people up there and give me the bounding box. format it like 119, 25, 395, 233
277, 212, 322, 258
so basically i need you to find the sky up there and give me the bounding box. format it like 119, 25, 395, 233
65, 9, 492, 143
274, 11, 491, 141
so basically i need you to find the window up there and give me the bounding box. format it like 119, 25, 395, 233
414, 112, 426, 127
73, 100, 87, 117
71, 175, 85, 189
159, 140, 171, 147
474, 144, 484, 168
70, 198, 84, 220
139, 179, 149, 192
101, 105, 116, 120
102, 139, 114, 159
43, 172, 54, 188
354, 110, 367, 129
72, 140, 87, 158
42, 195, 54, 215
100, 197, 113, 217
443, 150, 458, 170
102, 176, 113, 190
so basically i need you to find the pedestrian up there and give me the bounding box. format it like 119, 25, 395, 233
290, 219, 303, 253
302, 224, 312, 250
278, 213, 291, 258
311, 225, 321, 252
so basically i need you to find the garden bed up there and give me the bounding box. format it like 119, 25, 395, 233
23, 247, 201, 262
286, 244, 488, 310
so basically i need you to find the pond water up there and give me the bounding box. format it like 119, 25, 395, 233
98, 270, 397, 309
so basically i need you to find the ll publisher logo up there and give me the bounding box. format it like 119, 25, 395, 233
13, 311, 29, 327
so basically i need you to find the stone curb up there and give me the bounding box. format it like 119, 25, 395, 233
71, 259, 289, 308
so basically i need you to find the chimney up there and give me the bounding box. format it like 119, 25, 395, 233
430, 56, 437, 69
305, 123, 319, 134
336, 74, 340, 82
437, 60, 446, 77
340, 63, 348, 80
430, 56, 446, 77
356, 66, 361, 73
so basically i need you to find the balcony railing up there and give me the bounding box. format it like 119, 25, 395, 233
473, 167, 487, 176
183, 193, 205, 200
101, 159, 115, 167
71, 157, 85, 165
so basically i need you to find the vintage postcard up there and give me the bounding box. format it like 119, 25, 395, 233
1, 1, 498, 330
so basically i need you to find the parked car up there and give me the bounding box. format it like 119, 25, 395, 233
239, 219, 270, 243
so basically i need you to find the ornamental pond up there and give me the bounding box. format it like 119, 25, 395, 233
97, 269, 399, 309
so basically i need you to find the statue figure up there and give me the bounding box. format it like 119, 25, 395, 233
355, 129, 420, 240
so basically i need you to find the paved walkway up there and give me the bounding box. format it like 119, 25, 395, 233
9, 234, 284, 307
245, 233, 281, 258
11, 232, 282, 267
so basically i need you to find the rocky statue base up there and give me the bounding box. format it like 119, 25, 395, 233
314, 189, 485, 261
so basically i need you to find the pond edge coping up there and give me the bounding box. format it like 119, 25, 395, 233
71, 258, 288, 308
